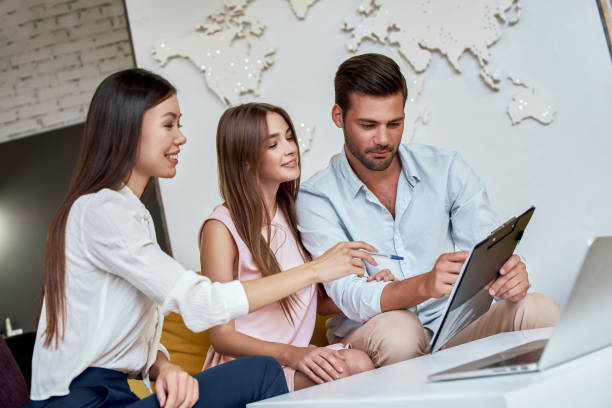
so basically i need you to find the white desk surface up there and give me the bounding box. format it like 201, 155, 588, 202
250, 328, 612, 407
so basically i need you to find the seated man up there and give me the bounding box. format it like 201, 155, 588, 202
295, 53, 560, 368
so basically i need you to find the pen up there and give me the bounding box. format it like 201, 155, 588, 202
366, 251, 404, 261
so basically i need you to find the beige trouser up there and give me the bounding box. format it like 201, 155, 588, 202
338, 293, 560, 368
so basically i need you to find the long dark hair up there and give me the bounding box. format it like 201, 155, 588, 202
216, 103, 308, 324
41, 68, 176, 348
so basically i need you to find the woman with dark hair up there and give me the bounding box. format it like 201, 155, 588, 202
28, 68, 377, 408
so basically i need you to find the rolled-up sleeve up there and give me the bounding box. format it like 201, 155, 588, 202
80, 191, 249, 332
297, 187, 389, 323
161, 272, 248, 332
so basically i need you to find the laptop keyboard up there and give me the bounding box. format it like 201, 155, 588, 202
485, 347, 545, 368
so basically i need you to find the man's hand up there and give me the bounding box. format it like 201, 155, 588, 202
154, 362, 199, 408
424, 251, 469, 298
367, 269, 396, 282
488, 254, 529, 302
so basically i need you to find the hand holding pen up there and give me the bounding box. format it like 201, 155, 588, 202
365, 251, 404, 261
363, 251, 402, 282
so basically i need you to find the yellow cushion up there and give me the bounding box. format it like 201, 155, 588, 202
160, 313, 210, 376
128, 378, 152, 399
311, 314, 331, 347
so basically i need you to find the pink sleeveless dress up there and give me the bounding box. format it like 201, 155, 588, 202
200, 205, 347, 391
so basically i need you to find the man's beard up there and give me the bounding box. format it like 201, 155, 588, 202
343, 126, 397, 171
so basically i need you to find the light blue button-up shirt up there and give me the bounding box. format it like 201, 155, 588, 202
296, 143, 500, 340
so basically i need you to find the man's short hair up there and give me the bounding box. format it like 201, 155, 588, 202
334, 53, 408, 117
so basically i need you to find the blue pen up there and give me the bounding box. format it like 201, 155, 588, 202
366, 251, 404, 261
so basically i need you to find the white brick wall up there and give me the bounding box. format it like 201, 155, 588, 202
0, 0, 135, 142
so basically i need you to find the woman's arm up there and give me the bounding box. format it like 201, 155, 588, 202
242, 241, 376, 312
209, 323, 345, 384
200, 220, 347, 383
200, 218, 378, 314
200, 219, 297, 364
84, 192, 376, 331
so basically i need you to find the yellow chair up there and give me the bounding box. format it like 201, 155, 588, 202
129, 312, 331, 398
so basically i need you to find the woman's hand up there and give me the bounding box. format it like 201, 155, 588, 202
288, 346, 346, 384
313, 241, 378, 283
153, 361, 199, 408
367, 269, 396, 282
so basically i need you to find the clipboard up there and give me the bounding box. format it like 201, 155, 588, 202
429, 206, 535, 353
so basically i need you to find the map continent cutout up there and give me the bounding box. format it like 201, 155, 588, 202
287, 0, 321, 19
152, 0, 275, 106
342, 0, 555, 128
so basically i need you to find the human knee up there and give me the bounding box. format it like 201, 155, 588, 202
339, 349, 374, 377
368, 311, 428, 365
515, 293, 560, 329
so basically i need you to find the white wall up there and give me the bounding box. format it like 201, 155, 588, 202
125, 0, 612, 308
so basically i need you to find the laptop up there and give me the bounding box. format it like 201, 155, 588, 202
429, 236, 612, 381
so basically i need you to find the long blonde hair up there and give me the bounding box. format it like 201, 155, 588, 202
215, 103, 308, 323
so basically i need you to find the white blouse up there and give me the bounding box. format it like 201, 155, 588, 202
30, 186, 249, 400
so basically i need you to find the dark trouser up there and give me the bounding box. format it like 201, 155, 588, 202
27, 356, 288, 408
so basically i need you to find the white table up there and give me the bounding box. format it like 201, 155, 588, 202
249, 328, 611, 407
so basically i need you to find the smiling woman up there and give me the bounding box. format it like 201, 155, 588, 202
128, 95, 186, 197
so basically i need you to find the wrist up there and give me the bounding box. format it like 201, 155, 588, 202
307, 261, 320, 285
279, 344, 297, 367
150, 354, 171, 380
415, 273, 429, 300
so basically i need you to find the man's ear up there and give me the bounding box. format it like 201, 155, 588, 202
331, 104, 344, 129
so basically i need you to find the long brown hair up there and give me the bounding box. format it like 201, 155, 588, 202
216, 103, 308, 323
41, 69, 176, 348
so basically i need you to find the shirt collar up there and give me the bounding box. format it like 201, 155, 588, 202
398, 144, 421, 188
118, 184, 148, 212
338, 144, 421, 197
337, 149, 366, 198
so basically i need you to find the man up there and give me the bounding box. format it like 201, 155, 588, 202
296, 53, 559, 368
